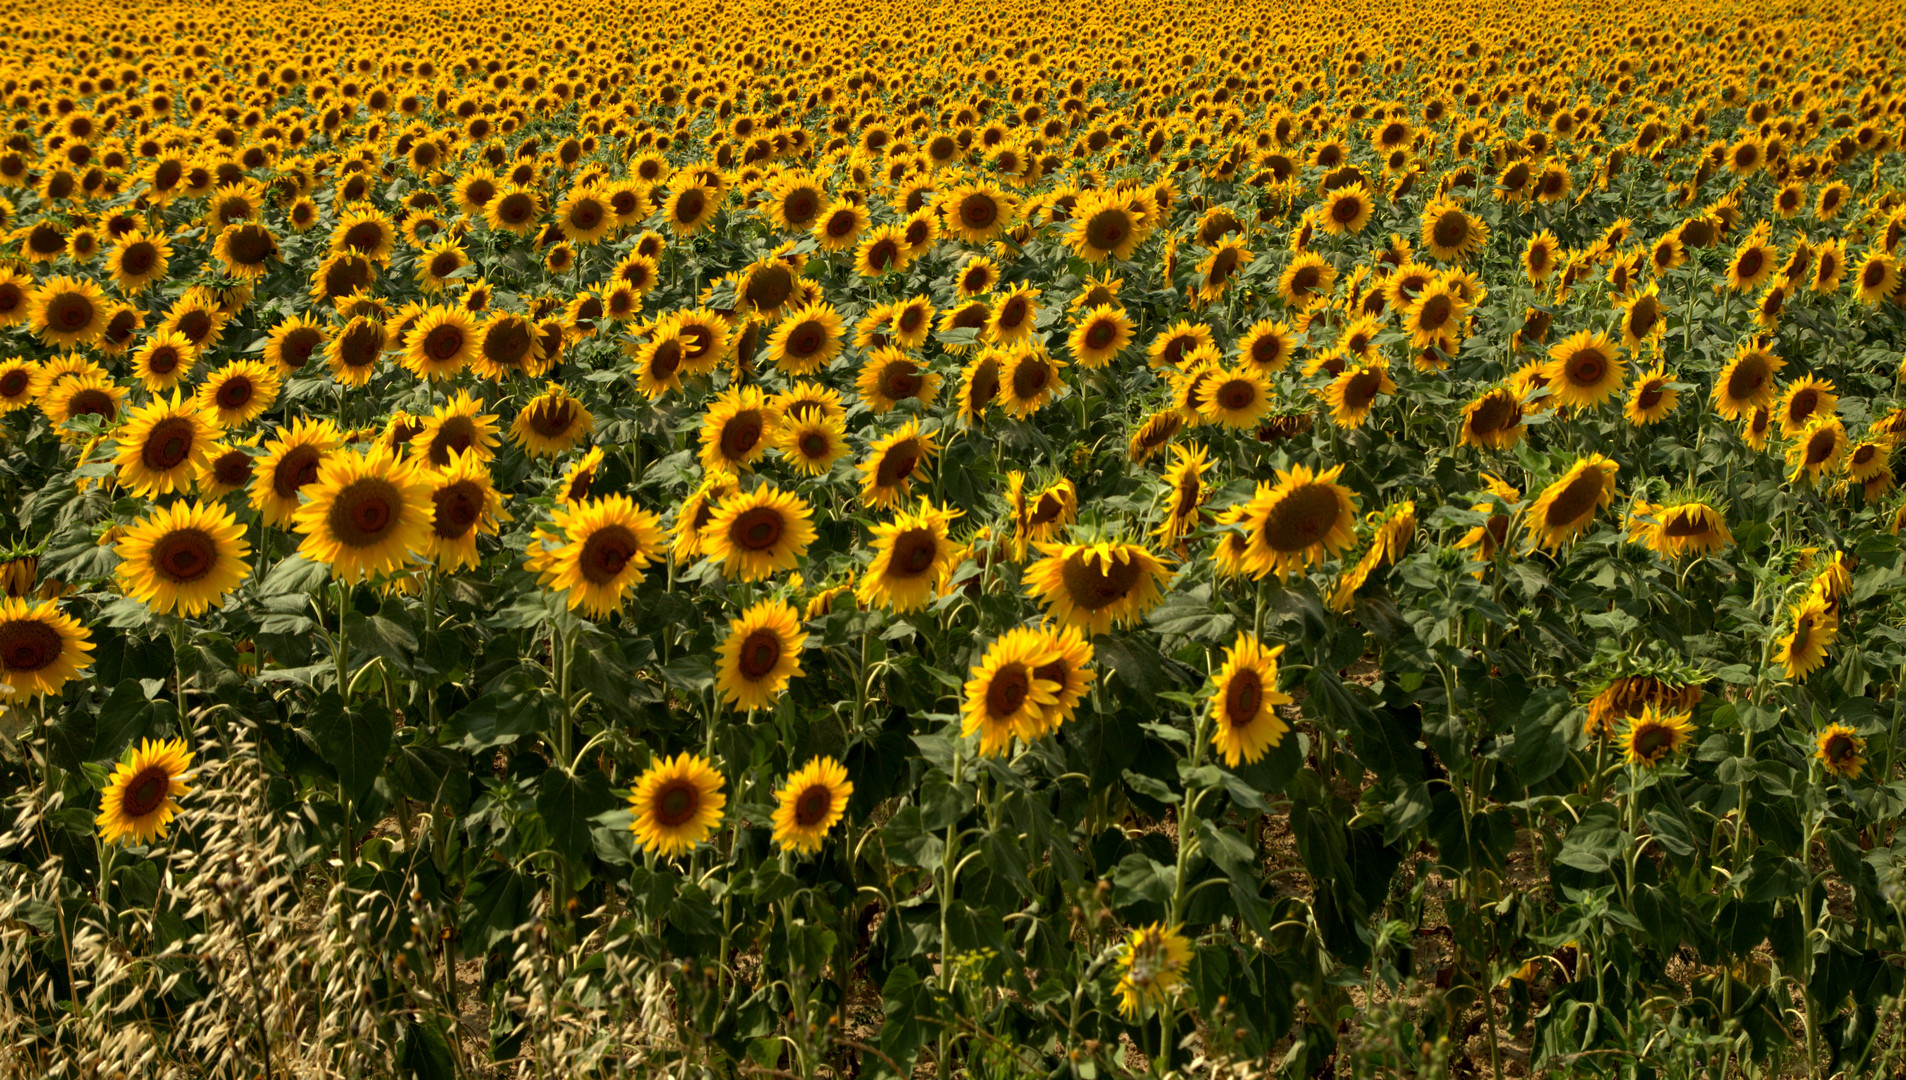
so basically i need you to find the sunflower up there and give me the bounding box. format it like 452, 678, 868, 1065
401, 307, 479, 381
1419, 196, 1489, 262
701, 485, 816, 581
94, 738, 194, 846
812, 199, 868, 252
1624, 366, 1680, 426
1526, 455, 1619, 552
1777, 595, 1839, 681
1727, 229, 1779, 293
0, 358, 36, 412
1277, 252, 1336, 310
769, 756, 854, 855
212, 221, 279, 280
628, 753, 726, 857
1237, 464, 1359, 580
714, 600, 808, 711
858, 500, 959, 613
997, 346, 1065, 420
537, 495, 666, 616
1023, 541, 1172, 635
1788, 417, 1848, 485
555, 185, 615, 244
941, 181, 1017, 244
1194, 239, 1252, 304
1620, 705, 1695, 768
1323, 361, 1397, 429
774, 381, 847, 425
1777, 377, 1839, 439
1816, 724, 1867, 780
764, 173, 828, 232
765, 302, 844, 376
1635, 501, 1732, 559
420, 452, 509, 573
1711, 344, 1786, 420
1208, 633, 1293, 767
699, 385, 782, 475
555, 447, 606, 510
1318, 183, 1374, 236
485, 184, 544, 236
1533, 330, 1624, 411
855, 224, 912, 276
1234, 317, 1295, 374
196, 439, 257, 500
193, 360, 281, 429
1067, 304, 1132, 369
329, 207, 397, 264
1114, 923, 1191, 1020
1855, 251, 1900, 306
250, 419, 343, 526
962, 628, 1063, 755
1847, 440, 1892, 484
0, 597, 93, 699
669, 475, 736, 560
510, 383, 593, 458
1522, 229, 1559, 284
629, 330, 689, 399
471, 313, 547, 380
106, 230, 172, 294
1156, 445, 1210, 545
858, 420, 938, 509
776, 413, 849, 476
29, 276, 107, 349
265, 314, 327, 376
293, 447, 432, 582
1812, 239, 1847, 293
125, 330, 196, 393
323, 316, 387, 387
1403, 280, 1467, 349
1067, 191, 1146, 262
114, 501, 251, 616
40, 371, 125, 433
113, 394, 218, 497
986, 286, 1040, 346
1460, 386, 1527, 449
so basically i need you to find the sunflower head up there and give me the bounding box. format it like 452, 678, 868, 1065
629, 752, 727, 858
96, 737, 195, 846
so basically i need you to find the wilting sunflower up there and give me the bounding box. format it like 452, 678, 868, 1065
714, 600, 808, 712
1816, 724, 1867, 780
1129, 410, 1184, 466
629, 752, 726, 858
0, 597, 94, 699
1324, 361, 1397, 429
1526, 455, 1619, 552
1636, 500, 1732, 559
1625, 366, 1680, 426
537, 495, 666, 616
771, 757, 853, 854
420, 452, 509, 573
1068, 304, 1133, 368
1777, 377, 1839, 439
1207, 633, 1293, 766
699, 385, 782, 475
1543, 331, 1625, 410
1711, 344, 1786, 420
701, 485, 817, 581
1620, 705, 1695, 768
1419, 196, 1489, 262
1024, 541, 1172, 635
293, 448, 432, 582
29, 276, 108, 349
509, 383, 594, 458
114, 501, 251, 616
94, 738, 194, 846
857, 348, 942, 414
858, 499, 959, 612
858, 420, 938, 509
113, 394, 218, 497
1114, 923, 1191, 1020
768, 302, 844, 376
776, 414, 850, 475
1787, 417, 1848, 485
193, 360, 281, 429
1238, 464, 1359, 580
962, 628, 1063, 755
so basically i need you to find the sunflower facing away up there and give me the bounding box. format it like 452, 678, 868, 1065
115, 501, 252, 616
715, 600, 807, 712
772, 756, 854, 854
95, 737, 194, 846
629, 752, 726, 858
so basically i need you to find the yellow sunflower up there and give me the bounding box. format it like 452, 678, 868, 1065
416, 392, 502, 469
715, 600, 807, 711
1323, 361, 1397, 429
857, 348, 942, 414
1776, 377, 1839, 439
1816, 724, 1867, 780
857, 499, 959, 613
771, 757, 853, 854
1023, 541, 1172, 635
775, 413, 850, 476
701, 485, 817, 582
1238, 464, 1359, 580
1115, 923, 1191, 1020
1787, 417, 1847, 485
1525, 455, 1619, 552
1543, 331, 1625, 411
403, 306, 481, 381
1156, 445, 1211, 545
114, 501, 252, 616
962, 628, 1063, 756
29, 275, 108, 349
767, 302, 844, 376
249, 419, 343, 526
293, 447, 432, 582
194, 359, 282, 429
1460, 386, 1527, 449
1625, 366, 1679, 426
536, 495, 666, 617
112, 394, 218, 497
95, 737, 194, 846
509, 383, 594, 458
1067, 304, 1132, 369
1711, 344, 1786, 421
1620, 705, 1695, 768
628, 752, 726, 858
1777, 595, 1838, 682
1199, 367, 1273, 429
0, 597, 94, 699
857, 420, 938, 509
1419, 196, 1489, 262
1208, 633, 1293, 767
420, 452, 509, 573
699, 385, 782, 476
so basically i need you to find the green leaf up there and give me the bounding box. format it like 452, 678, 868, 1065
306, 692, 393, 802
92, 678, 157, 764
1512, 687, 1576, 787
1111, 852, 1174, 909
536, 767, 615, 862
258, 554, 330, 597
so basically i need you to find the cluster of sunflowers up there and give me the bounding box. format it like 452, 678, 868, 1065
6, 0, 1906, 1074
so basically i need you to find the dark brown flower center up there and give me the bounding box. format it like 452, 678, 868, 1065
792, 784, 832, 827
153, 528, 216, 583
433, 482, 482, 538
143, 417, 195, 470
0, 619, 60, 671
1224, 669, 1264, 723
123, 766, 170, 817
328, 479, 400, 547
1058, 552, 1143, 611
738, 627, 782, 679
985, 664, 1030, 716
652, 779, 699, 827
580, 524, 639, 583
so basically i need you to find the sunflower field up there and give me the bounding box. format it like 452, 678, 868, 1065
7, 0, 1906, 1077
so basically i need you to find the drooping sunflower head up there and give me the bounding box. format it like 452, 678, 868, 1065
1526, 454, 1619, 552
